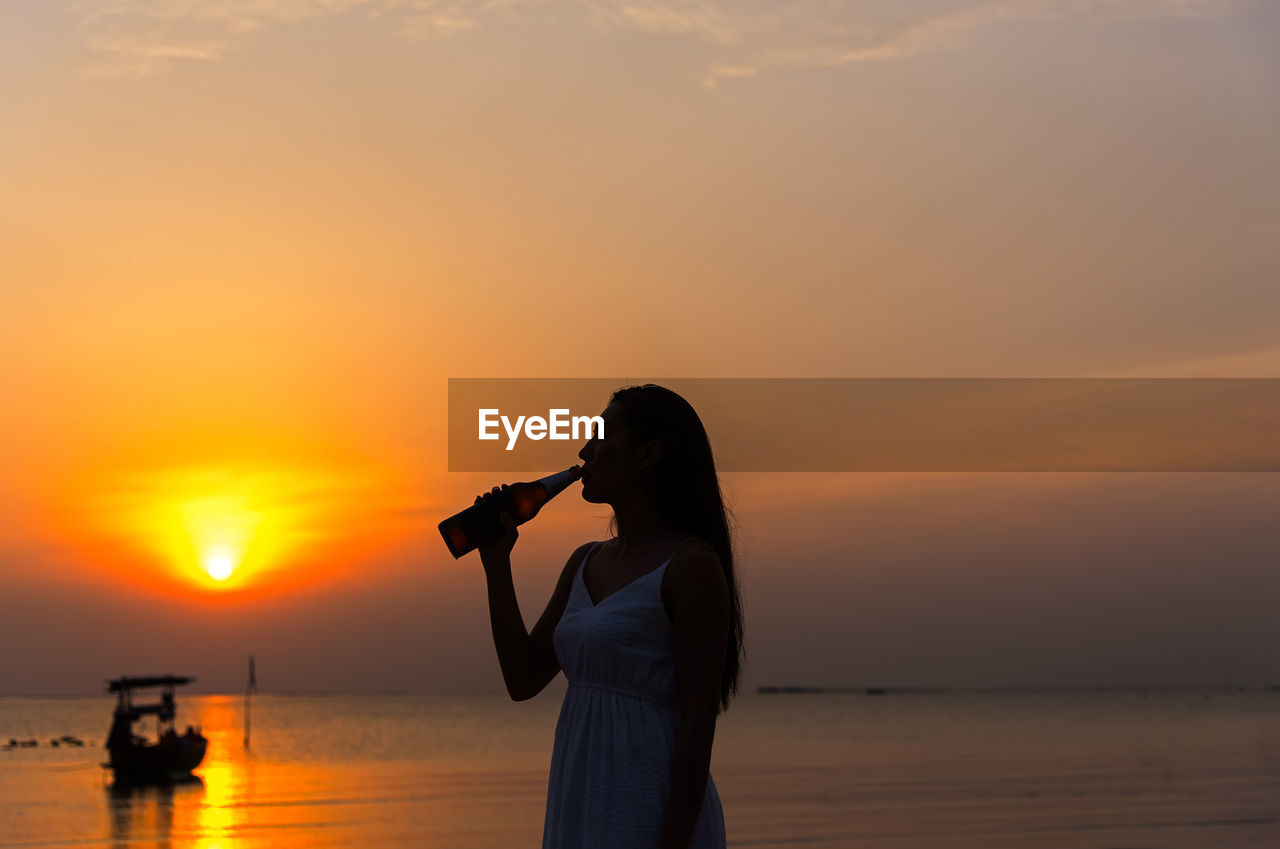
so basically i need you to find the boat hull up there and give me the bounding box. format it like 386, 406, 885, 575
108, 737, 207, 784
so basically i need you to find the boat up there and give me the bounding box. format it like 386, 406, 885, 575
104, 675, 207, 784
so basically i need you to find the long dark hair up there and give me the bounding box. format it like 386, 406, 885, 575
608, 384, 744, 713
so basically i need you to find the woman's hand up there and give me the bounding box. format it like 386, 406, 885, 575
476, 486, 519, 571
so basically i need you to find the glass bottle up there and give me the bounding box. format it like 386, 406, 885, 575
438, 465, 581, 559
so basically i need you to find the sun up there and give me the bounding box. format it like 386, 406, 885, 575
204, 550, 237, 582
87, 461, 399, 595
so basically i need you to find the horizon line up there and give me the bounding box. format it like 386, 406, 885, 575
4, 683, 1279, 699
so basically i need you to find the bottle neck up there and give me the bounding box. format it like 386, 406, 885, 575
538, 465, 581, 499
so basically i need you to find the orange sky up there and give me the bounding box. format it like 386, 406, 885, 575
2, 0, 1278, 694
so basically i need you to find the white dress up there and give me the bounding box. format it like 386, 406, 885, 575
542, 541, 727, 848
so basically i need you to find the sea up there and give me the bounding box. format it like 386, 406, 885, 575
1, 688, 1277, 848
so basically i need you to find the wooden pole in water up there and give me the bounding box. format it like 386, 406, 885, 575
244, 655, 256, 748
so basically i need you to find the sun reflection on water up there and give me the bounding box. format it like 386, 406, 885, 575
192, 759, 237, 848
180, 697, 251, 848
104, 694, 549, 848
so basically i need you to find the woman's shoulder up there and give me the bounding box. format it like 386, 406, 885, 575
674, 535, 719, 562
664, 537, 727, 596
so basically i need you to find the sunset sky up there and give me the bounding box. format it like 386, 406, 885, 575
3, 0, 1278, 695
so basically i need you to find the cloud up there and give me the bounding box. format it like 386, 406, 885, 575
580, 0, 735, 44
67, 0, 487, 77
697, 0, 1257, 86
1103, 340, 1280, 377
65, 0, 1255, 81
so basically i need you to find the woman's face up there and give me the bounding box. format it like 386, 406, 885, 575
577, 402, 652, 504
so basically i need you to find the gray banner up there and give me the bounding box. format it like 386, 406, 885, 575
447, 378, 1280, 472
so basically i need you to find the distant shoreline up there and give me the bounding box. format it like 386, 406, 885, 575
756, 684, 1280, 695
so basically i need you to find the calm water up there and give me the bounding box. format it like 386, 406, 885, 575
1, 689, 1277, 848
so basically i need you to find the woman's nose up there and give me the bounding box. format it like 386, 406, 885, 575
578, 440, 594, 462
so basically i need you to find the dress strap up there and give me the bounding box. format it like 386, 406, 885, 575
663, 536, 697, 565
579, 541, 603, 575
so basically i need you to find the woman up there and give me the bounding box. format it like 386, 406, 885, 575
476, 384, 744, 849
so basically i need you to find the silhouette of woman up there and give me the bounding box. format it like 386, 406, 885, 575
477, 384, 744, 849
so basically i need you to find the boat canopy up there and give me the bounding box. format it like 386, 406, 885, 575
108, 675, 196, 692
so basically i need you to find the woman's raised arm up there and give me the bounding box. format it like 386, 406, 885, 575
479, 510, 592, 702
